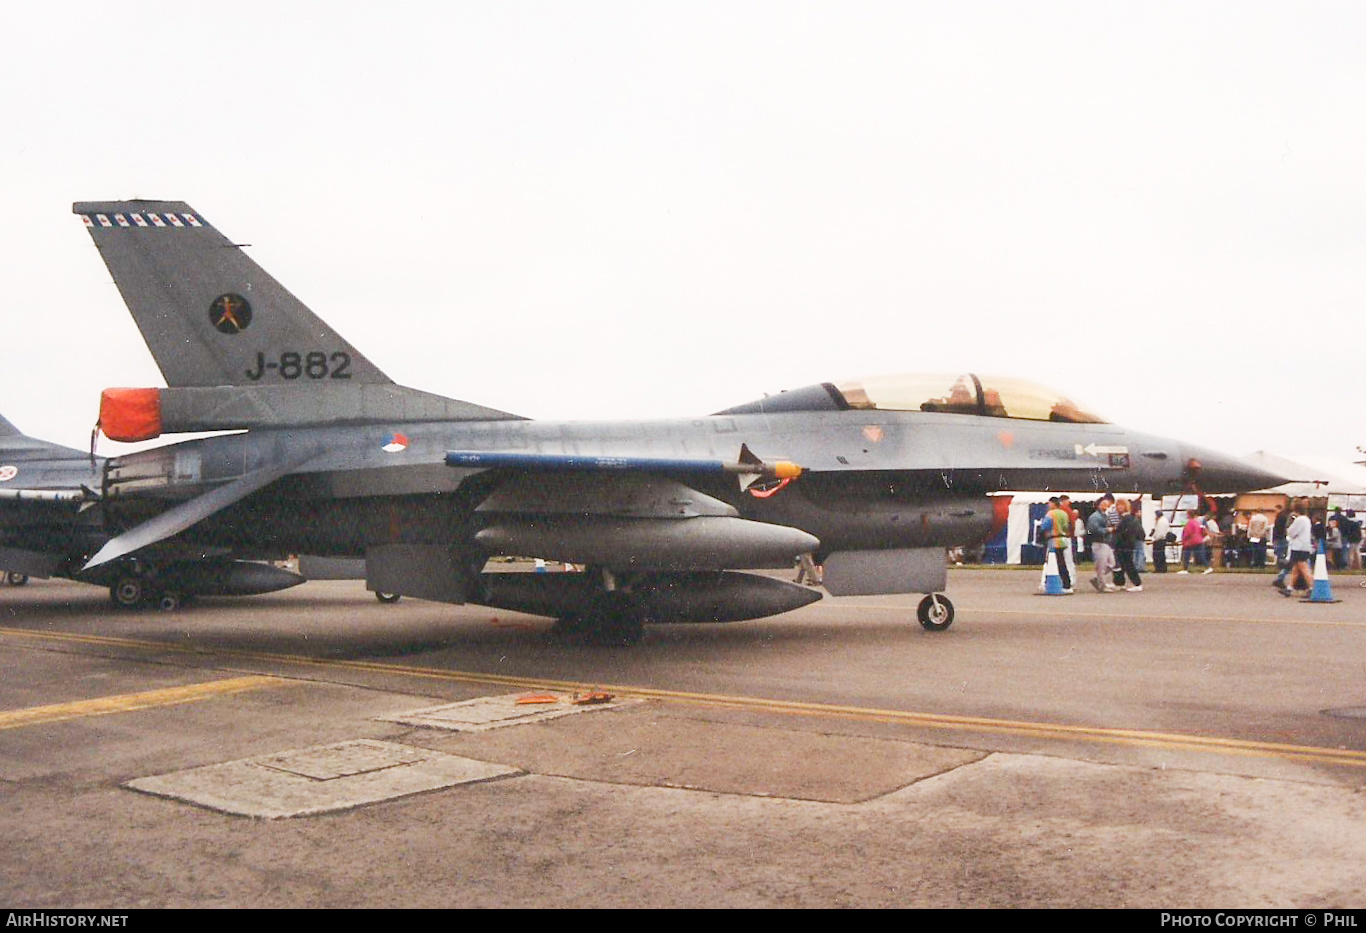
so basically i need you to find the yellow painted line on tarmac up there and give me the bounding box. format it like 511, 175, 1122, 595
2, 626, 1363, 768
823, 602, 1366, 628
0, 675, 285, 731
972, 608, 1366, 627
651, 692, 1366, 768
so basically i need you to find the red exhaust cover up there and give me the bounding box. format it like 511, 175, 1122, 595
99, 388, 162, 442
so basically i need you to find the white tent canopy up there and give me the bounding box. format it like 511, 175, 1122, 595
996, 492, 1159, 565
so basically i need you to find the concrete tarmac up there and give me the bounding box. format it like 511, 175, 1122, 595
1, 567, 1363, 907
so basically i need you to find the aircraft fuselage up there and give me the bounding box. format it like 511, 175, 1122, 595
97, 407, 1272, 564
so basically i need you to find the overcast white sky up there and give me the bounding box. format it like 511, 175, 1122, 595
2, 2, 1362, 473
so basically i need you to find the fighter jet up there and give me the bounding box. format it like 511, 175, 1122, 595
59, 200, 1284, 641
0, 412, 100, 582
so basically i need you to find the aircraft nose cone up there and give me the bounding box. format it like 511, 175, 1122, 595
1185, 447, 1289, 493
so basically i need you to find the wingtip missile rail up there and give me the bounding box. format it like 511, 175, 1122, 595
0, 488, 90, 503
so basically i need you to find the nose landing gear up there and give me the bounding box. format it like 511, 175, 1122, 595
917, 593, 954, 631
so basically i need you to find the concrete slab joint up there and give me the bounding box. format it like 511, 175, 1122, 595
124, 739, 523, 818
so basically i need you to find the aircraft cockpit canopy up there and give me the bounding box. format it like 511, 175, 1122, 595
834, 374, 1108, 423
717, 374, 1109, 422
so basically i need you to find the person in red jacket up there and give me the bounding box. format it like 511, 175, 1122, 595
1180, 509, 1208, 573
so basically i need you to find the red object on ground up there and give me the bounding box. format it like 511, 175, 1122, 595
570, 689, 614, 705
515, 694, 560, 705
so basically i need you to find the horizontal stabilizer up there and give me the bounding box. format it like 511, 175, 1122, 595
83, 450, 313, 570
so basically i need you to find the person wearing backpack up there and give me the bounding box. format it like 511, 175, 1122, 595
1114, 499, 1145, 591
1333, 508, 1360, 570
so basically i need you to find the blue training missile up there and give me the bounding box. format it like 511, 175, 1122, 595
446, 446, 803, 479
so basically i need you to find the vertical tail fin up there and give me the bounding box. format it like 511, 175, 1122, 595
73, 201, 392, 388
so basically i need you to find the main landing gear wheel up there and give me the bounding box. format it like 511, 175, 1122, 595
111, 576, 145, 608
590, 612, 645, 647
375, 591, 401, 604
553, 590, 647, 646
552, 612, 646, 647
917, 594, 954, 631
551, 614, 592, 639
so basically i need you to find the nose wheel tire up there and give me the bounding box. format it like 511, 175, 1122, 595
4, 572, 28, 586
917, 594, 954, 631
375, 591, 401, 604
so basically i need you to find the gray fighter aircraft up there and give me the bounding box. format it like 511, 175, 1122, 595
40, 200, 1283, 640
0, 413, 99, 582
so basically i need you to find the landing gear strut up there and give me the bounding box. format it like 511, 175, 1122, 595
917, 593, 954, 631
